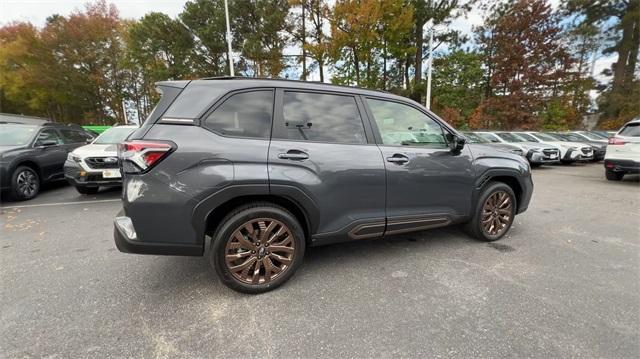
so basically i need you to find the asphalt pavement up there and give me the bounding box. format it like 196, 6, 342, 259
1, 163, 639, 358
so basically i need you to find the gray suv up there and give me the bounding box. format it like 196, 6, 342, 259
114, 78, 533, 293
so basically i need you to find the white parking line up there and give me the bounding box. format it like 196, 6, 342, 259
0, 199, 121, 210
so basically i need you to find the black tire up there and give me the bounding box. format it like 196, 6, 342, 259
210, 202, 306, 294
75, 186, 99, 195
560, 159, 575, 165
9, 165, 40, 201
530, 163, 541, 168
605, 170, 624, 181
465, 182, 516, 242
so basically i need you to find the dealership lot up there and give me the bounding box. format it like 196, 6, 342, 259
1, 163, 639, 357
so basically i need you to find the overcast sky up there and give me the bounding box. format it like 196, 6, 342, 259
1, 0, 614, 84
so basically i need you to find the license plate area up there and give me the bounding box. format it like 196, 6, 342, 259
102, 169, 121, 178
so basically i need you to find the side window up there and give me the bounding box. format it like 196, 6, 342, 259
59, 129, 89, 143
204, 90, 273, 138
35, 129, 63, 146
280, 91, 366, 144
366, 98, 447, 148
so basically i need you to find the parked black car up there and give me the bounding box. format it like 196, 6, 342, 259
0, 114, 95, 200
114, 78, 534, 294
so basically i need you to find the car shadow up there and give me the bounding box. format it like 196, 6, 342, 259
134, 226, 493, 296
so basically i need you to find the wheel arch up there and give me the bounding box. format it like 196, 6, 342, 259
474, 167, 529, 214
12, 160, 42, 182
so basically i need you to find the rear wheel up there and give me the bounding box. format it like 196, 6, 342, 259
9, 166, 40, 201
210, 203, 305, 294
465, 182, 516, 242
75, 186, 99, 195
605, 170, 624, 181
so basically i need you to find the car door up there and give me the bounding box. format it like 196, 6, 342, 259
363, 97, 475, 234
268, 89, 386, 242
33, 128, 67, 181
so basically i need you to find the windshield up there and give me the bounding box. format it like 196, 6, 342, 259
462, 132, 488, 143
556, 133, 583, 142
496, 132, 526, 143
93, 127, 136, 144
514, 132, 538, 142
476, 132, 501, 143
577, 131, 605, 140
0, 124, 38, 146
533, 133, 557, 142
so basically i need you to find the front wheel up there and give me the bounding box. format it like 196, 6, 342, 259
9, 166, 40, 201
210, 202, 305, 294
465, 182, 516, 242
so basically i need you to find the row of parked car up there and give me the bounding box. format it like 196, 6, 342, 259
463, 123, 640, 181
1, 110, 638, 202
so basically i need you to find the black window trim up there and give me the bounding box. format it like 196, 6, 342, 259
198, 87, 276, 141
272, 88, 375, 146
361, 95, 458, 148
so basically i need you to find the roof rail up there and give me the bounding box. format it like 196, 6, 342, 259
199, 76, 392, 95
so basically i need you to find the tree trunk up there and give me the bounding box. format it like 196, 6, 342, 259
382, 39, 387, 90
414, 24, 424, 85
319, 58, 324, 82
354, 48, 360, 86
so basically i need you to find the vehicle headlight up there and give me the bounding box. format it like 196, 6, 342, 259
67, 153, 81, 162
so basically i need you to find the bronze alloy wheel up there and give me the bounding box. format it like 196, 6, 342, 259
481, 191, 513, 236
224, 218, 296, 285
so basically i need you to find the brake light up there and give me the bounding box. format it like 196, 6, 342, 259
118, 141, 173, 174
608, 137, 626, 145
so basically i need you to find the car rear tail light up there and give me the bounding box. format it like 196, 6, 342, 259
608, 137, 626, 145
118, 141, 174, 174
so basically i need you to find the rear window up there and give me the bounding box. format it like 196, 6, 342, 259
619, 123, 640, 137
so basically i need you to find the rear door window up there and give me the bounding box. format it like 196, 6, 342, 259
204, 90, 274, 139
279, 91, 366, 144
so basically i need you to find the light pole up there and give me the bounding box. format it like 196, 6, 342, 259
425, 19, 434, 109
224, 0, 234, 76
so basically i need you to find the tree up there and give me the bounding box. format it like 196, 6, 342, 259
563, 0, 640, 126
473, 0, 574, 129
305, 0, 331, 82
431, 49, 483, 123
125, 12, 195, 119
235, 0, 290, 77
180, 0, 230, 76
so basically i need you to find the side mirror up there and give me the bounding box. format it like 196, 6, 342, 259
447, 133, 466, 152
37, 140, 58, 147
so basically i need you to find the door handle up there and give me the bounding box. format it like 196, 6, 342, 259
278, 150, 309, 160
386, 154, 409, 165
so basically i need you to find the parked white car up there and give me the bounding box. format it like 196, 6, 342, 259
604, 119, 640, 181
64, 125, 137, 194
514, 131, 593, 164
569, 131, 608, 144
474, 131, 560, 167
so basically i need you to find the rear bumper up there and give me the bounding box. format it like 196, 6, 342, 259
113, 213, 202, 256
64, 160, 122, 188
604, 159, 640, 174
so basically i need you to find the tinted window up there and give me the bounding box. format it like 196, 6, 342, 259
204, 90, 273, 138
281, 92, 366, 144
366, 98, 446, 148
59, 129, 90, 143
514, 132, 538, 142
35, 129, 63, 146
620, 123, 640, 137
164, 82, 227, 119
